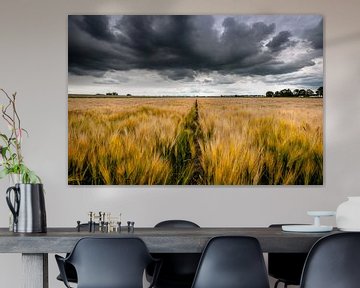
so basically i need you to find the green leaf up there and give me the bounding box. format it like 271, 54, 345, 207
0, 168, 9, 179
21, 128, 29, 137
28, 171, 41, 184
1, 146, 8, 158
0, 133, 8, 141
18, 164, 41, 184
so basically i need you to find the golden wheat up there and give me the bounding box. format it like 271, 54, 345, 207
68, 98, 192, 184
198, 98, 323, 185
68, 97, 323, 185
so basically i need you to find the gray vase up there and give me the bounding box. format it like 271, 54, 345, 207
6, 183, 47, 233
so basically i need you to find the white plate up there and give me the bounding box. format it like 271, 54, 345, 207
282, 225, 333, 232
307, 211, 336, 217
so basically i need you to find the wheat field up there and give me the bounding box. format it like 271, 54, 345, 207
68, 97, 323, 185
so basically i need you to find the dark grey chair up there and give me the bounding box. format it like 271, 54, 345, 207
55, 237, 160, 288
56, 262, 77, 284
147, 220, 201, 288
268, 224, 308, 288
300, 232, 360, 288
191, 236, 270, 288
56, 223, 99, 284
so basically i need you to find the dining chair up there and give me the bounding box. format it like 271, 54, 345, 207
191, 236, 270, 288
147, 220, 201, 288
268, 224, 308, 288
56, 223, 99, 284
300, 232, 360, 288
55, 237, 161, 288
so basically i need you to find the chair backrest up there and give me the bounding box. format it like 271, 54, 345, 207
300, 232, 360, 288
151, 220, 201, 286
268, 224, 308, 285
191, 236, 270, 288
67, 237, 154, 288
155, 220, 200, 228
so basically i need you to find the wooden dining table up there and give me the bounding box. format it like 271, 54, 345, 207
0, 226, 339, 288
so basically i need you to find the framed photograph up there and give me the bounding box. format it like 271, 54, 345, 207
68, 15, 323, 185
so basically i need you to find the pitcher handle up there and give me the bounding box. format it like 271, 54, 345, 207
6, 186, 20, 224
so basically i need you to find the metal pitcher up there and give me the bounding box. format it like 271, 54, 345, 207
6, 183, 47, 233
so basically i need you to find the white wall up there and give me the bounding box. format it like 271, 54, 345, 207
1, 0, 360, 287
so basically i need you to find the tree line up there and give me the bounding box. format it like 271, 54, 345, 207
266, 87, 323, 98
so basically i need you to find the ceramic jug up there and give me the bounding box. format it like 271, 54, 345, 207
336, 196, 360, 231
6, 183, 47, 233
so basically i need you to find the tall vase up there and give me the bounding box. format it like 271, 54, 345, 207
6, 183, 47, 233
9, 173, 22, 185
336, 197, 360, 231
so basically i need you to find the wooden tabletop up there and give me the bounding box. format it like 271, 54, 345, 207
0, 227, 339, 253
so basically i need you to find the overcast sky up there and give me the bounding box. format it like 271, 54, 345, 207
68, 15, 323, 96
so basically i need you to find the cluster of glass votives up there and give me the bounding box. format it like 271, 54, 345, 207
86, 211, 123, 232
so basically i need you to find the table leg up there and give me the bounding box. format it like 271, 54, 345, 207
22, 253, 48, 288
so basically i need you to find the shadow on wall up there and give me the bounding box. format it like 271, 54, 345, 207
328, 31, 360, 46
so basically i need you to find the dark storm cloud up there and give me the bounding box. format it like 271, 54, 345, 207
265, 74, 323, 88
304, 18, 323, 49
68, 15, 321, 80
247, 58, 316, 76
158, 68, 197, 81
68, 16, 121, 76
77, 15, 114, 41
266, 31, 293, 52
